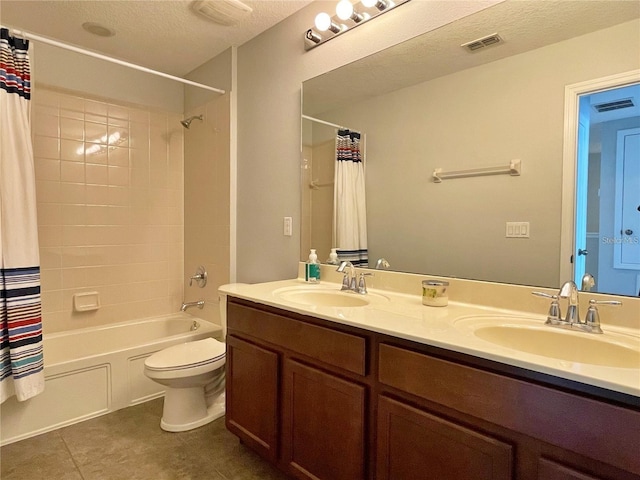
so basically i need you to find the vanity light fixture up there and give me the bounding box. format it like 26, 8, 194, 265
305, 29, 322, 44
361, 0, 389, 10
305, 0, 410, 51
315, 12, 342, 34
336, 0, 364, 23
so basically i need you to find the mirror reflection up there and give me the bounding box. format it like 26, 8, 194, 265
301, 0, 640, 296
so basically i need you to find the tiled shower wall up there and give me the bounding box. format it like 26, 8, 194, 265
32, 86, 184, 334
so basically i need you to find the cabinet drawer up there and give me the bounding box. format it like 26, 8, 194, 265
228, 300, 367, 376
378, 343, 640, 475
377, 395, 513, 480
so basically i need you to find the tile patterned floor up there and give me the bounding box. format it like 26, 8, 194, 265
1, 399, 289, 480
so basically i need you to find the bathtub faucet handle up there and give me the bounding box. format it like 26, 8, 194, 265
189, 266, 208, 288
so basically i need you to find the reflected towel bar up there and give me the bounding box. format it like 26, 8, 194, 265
309, 179, 334, 190
433, 159, 521, 183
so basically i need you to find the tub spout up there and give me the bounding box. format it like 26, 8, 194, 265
181, 300, 205, 312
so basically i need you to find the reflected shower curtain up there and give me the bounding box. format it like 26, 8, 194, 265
333, 129, 368, 266
0, 28, 44, 403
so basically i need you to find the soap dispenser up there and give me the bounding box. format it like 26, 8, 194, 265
326, 248, 339, 265
305, 249, 321, 283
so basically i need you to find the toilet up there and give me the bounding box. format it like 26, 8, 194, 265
144, 337, 226, 432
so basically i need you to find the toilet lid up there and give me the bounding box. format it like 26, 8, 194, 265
145, 337, 225, 371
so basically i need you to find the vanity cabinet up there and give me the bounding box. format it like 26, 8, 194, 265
225, 297, 640, 480
225, 299, 371, 480
377, 342, 640, 480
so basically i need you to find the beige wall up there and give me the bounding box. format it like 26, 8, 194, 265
310, 138, 335, 262
301, 144, 313, 256
185, 48, 233, 113
183, 94, 231, 324
236, 0, 504, 283
316, 19, 640, 287
300, 138, 335, 262
182, 52, 233, 326
33, 87, 184, 334
32, 42, 184, 113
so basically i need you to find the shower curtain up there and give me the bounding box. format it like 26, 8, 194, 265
0, 28, 44, 403
333, 129, 368, 266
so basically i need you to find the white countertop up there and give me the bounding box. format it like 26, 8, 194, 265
219, 278, 640, 400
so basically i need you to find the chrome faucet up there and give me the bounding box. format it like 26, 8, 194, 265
181, 300, 205, 312
375, 258, 390, 270
581, 273, 595, 291
336, 261, 374, 294
532, 281, 622, 334
559, 280, 580, 324
336, 261, 357, 292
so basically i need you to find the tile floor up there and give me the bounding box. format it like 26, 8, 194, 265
1, 399, 289, 480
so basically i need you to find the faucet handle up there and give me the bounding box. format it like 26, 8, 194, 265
189, 266, 208, 288
583, 299, 622, 334
340, 272, 351, 291
532, 291, 564, 325
531, 291, 557, 299
357, 272, 374, 294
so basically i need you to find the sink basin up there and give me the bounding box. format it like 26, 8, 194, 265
274, 287, 387, 308
455, 316, 640, 368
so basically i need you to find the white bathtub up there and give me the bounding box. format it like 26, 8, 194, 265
0, 313, 222, 445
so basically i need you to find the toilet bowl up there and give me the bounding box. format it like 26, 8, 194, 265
144, 337, 226, 432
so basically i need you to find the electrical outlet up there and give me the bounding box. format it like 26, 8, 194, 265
284, 217, 293, 236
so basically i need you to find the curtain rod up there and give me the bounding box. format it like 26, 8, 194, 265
3, 26, 226, 95
302, 115, 346, 130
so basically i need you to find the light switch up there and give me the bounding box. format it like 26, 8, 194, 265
506, 222, 530, 238
284, 216, 293, 236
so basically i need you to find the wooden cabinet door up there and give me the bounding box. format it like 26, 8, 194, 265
282, 359, 366, 480
377, 395, 513, 480
225, 335, 279, 461
538, 458, 606, 480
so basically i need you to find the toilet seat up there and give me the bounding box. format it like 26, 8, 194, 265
145, 338, 226, 372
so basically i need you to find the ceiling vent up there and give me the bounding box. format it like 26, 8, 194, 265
461, 33, 503, 52
191, 0, 253, 26
593, 98, 635, 113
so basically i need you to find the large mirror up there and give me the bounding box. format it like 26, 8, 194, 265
301, 0, 640, 296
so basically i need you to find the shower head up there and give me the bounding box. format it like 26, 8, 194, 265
180, 114, 203, 129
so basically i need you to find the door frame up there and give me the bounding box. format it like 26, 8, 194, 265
559, 69, 640, 283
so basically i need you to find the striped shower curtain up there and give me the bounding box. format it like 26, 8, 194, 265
0, 28, 44, 403
333, 129, 368, 266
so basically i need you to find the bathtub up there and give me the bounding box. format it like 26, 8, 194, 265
0, 313, 222, 445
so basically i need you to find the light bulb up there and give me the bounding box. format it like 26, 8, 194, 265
336, 0, 354, 20
361, 0, 388, 10
314, 12, 332, 31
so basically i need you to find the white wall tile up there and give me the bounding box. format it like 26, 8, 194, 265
32, 87, 185, 334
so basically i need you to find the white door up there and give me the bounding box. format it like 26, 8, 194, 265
614, 127, 640, 269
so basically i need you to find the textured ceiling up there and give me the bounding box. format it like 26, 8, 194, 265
1, 0, 313, 76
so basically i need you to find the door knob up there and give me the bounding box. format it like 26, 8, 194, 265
578, 249, 588, 256
624, 229, 633, 235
